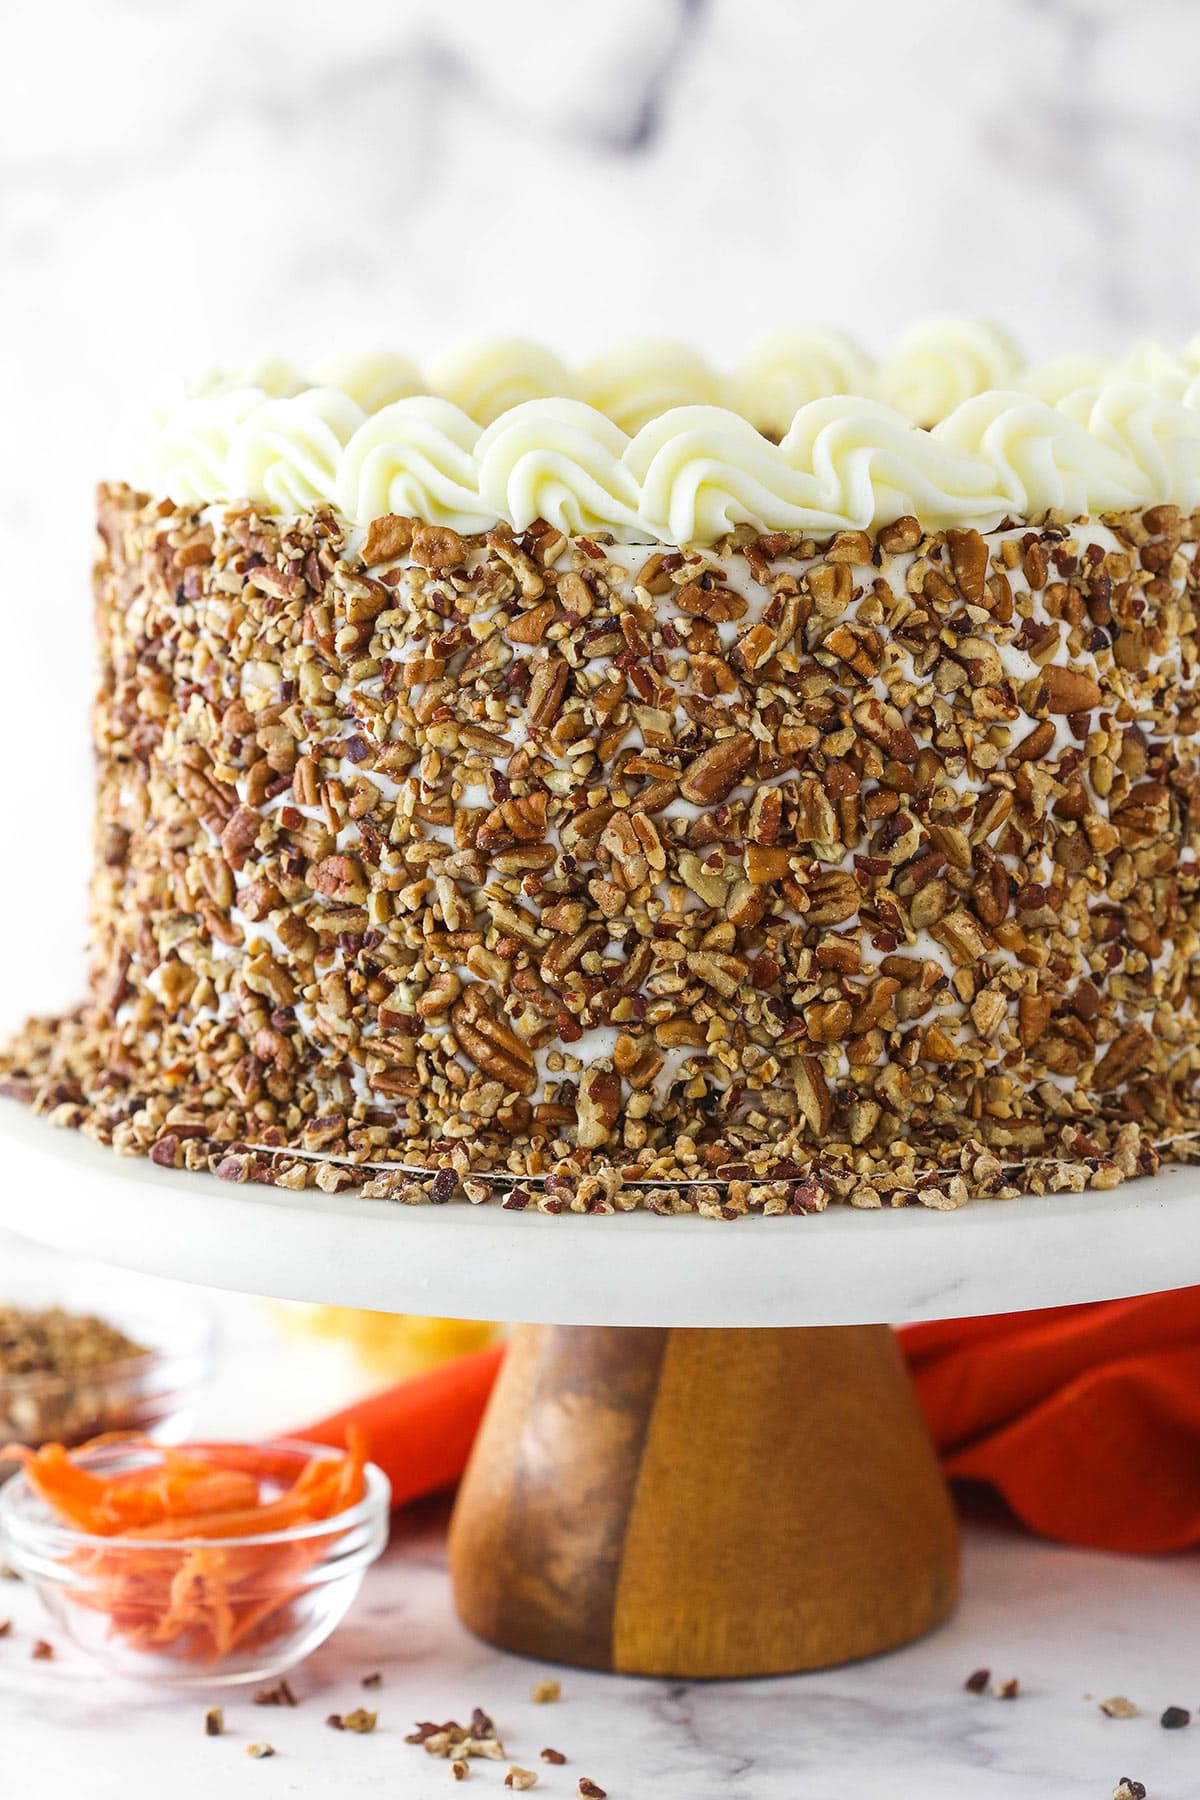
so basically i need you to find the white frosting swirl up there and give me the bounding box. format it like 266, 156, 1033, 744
578, 343, 724, 435
1018, 354, 1116, 405
628, 406, 830, 540
335, 397, 492, 534
933, 391, 1151, 519
130, 387, 267, 505
427, 338, 577, 425
732, 330, 872, 438
1115, 338, 1197, 398
782, 398, 1010, 530
314, 351, 423, 413
220, 358, 310, 400
182, 358, 311, 403
1022, 340, 1200, 407
874, 319, 1023, 425
1057, 383, 1200, 512
475, 400, 642, 536
226, 389, 366, 514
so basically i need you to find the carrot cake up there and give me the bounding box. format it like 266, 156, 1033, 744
4, 321, 1200, 1215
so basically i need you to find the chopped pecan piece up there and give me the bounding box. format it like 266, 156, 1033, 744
1093, 1026, 1154, 1091
793, 1056, 832, 1135
452, 990, 537, 1096
362, 514, 414, 564
945, 527, 988, 600
878, 515, 922, 553
411, 523, 468, 571
853, 699, 919, 764
747, 787, 782, 845
746, 844, 791, 883
679, 732, 755, 804
1025, 665, 1103, 715
576, 1069, 622, 1148
220, 805, 261, 870
478, 792, 548, 852
526, 656, 571, 728
673, 580, 747, 623
506, 599, 556, 645
1018, 994, 1052, 1049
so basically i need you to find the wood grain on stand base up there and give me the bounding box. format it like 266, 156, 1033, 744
448, 1323, 959, 1678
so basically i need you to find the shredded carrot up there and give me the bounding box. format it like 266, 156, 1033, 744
4, 1432, 370, 1664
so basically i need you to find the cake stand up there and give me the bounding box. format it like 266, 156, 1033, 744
4, 1102, 1199, 1680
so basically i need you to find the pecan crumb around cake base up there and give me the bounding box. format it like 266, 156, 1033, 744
0, 1004, 1179, 1215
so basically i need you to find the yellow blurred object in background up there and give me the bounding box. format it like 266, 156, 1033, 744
274, 1305, 501, 1379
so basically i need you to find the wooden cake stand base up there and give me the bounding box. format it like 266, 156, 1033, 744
449, 1323, 958, 1677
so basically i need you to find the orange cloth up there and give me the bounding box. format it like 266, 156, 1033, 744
902, 1289, 1200, 1553
297, 1291, 1200, 1554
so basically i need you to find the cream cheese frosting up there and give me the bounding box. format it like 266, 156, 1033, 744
119, 321, 1200, 543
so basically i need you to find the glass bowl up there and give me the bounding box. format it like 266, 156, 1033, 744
0, 1287, 213, 1475
0, 1438, 391, 1687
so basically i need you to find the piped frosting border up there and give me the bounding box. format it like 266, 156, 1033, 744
119, 321, 1200, 544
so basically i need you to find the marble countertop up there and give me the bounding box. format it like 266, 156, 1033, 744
1, 1246, 1198, 1800
1, 1493, 1197, 1800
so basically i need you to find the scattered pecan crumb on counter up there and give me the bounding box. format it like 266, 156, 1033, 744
31, 1639, 54, 1660
406, 1710, 505, 1760
505, 1769, 538, 1790
1114, 1781, 1147, 1800
203, 1707, 224, 1737
362, 1670, 383, 1688
327, 1708, 377, 1733
1159, 1705, 1190, 1728
994, 1677, 1020, 1700
531, 1678, 561, 1703
245, 1743, 275, 1759
1100, 1696, 1139, 1719
541, 1747, 568, 1764
577, 1781, 607, 1799
964, 1667, 990, 1694
451, 1762, 469, 1782
254, 1678, 297, 1706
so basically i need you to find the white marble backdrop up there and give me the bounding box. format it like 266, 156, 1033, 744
3, 0, 1200, 1023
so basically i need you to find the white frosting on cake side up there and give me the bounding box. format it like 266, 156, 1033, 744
118, 322, 1200, 541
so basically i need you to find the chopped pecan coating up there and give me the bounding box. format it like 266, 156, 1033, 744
3, 490, 1198, 1215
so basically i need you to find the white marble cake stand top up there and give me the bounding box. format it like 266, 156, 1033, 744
2, 1102, 1198, 1325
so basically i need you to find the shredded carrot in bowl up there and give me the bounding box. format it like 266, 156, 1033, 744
2, 1432, 373, 1664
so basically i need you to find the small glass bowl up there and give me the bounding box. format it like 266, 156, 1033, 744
0, 1438, 391, 1687
0, 1285, 213, 1468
